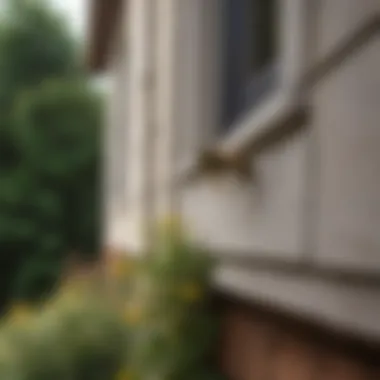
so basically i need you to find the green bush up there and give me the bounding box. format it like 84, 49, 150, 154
0, 229, 225, 380
0, 0, 102, 307
0, 287, 127, 380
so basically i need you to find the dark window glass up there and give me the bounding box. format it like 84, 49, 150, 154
221, 0, 278, 131
249, 0, 276, 73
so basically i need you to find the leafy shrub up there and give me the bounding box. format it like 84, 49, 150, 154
0, 0, 102, 306
0, 227, 225, 380
0, 285, 126, 380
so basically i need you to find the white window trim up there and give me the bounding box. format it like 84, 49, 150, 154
175, 0, 307, 182
103, 11, 130, 251
213, 0, 307, 157
170, 0, 308, 186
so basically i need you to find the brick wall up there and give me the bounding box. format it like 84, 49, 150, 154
219, 300, 380, 380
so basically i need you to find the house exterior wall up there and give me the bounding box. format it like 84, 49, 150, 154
181, 0, 380, 270
103, 0, 380, 342
99, 0, 380, 378
314, 0, 378, 63
217, 17, 380, 366
105, 0, 222, 253
312, 25, 380, 272
104, 0, 158, 255
104, 20, 128, 253
181, 130, 309, 259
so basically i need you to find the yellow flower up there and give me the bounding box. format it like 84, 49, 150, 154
54, 278, 88, 305
109, 257, 134, 278
63, 277, 86, 293
0, 340, 14, 364
123, 304, 143, 325
116, 369, 134, 380
159, 214, 183, 236
179, 282, 203, 302
8, 303, 32, 323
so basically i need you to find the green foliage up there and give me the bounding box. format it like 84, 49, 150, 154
0, 232, 224, 380
0, 0, 102, 307
12, 80, 101, 179
0, 0, 80, 108
0, 285, 126, 380
113, 228, 222, 380
11, 257, 62, 303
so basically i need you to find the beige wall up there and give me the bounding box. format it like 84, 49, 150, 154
105, 0, 380, 267
105, 0, 155, 254
181, 130, 308, 260
105, 0, 222, 249
313, 37, 380, 272
309, 0, 380, 272
178, 0, 380, 336
315, 0, 378, 63
103, 23, 128, 251
181, 0, 380, 271
104, 0, 380, 336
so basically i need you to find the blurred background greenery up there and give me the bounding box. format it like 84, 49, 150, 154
0, 0, 102, 309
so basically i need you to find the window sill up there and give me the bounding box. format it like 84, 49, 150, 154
176, 92, 308, 184
215, 91, 304, 158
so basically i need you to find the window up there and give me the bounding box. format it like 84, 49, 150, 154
222, 0, 279, 131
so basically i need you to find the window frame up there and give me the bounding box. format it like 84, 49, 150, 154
215, 0, 307, 155
221, 0, 279, 131
175, 0, 306, 179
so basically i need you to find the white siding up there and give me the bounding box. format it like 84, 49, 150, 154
182, 129, 308, 260
313, 37, 380, 272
